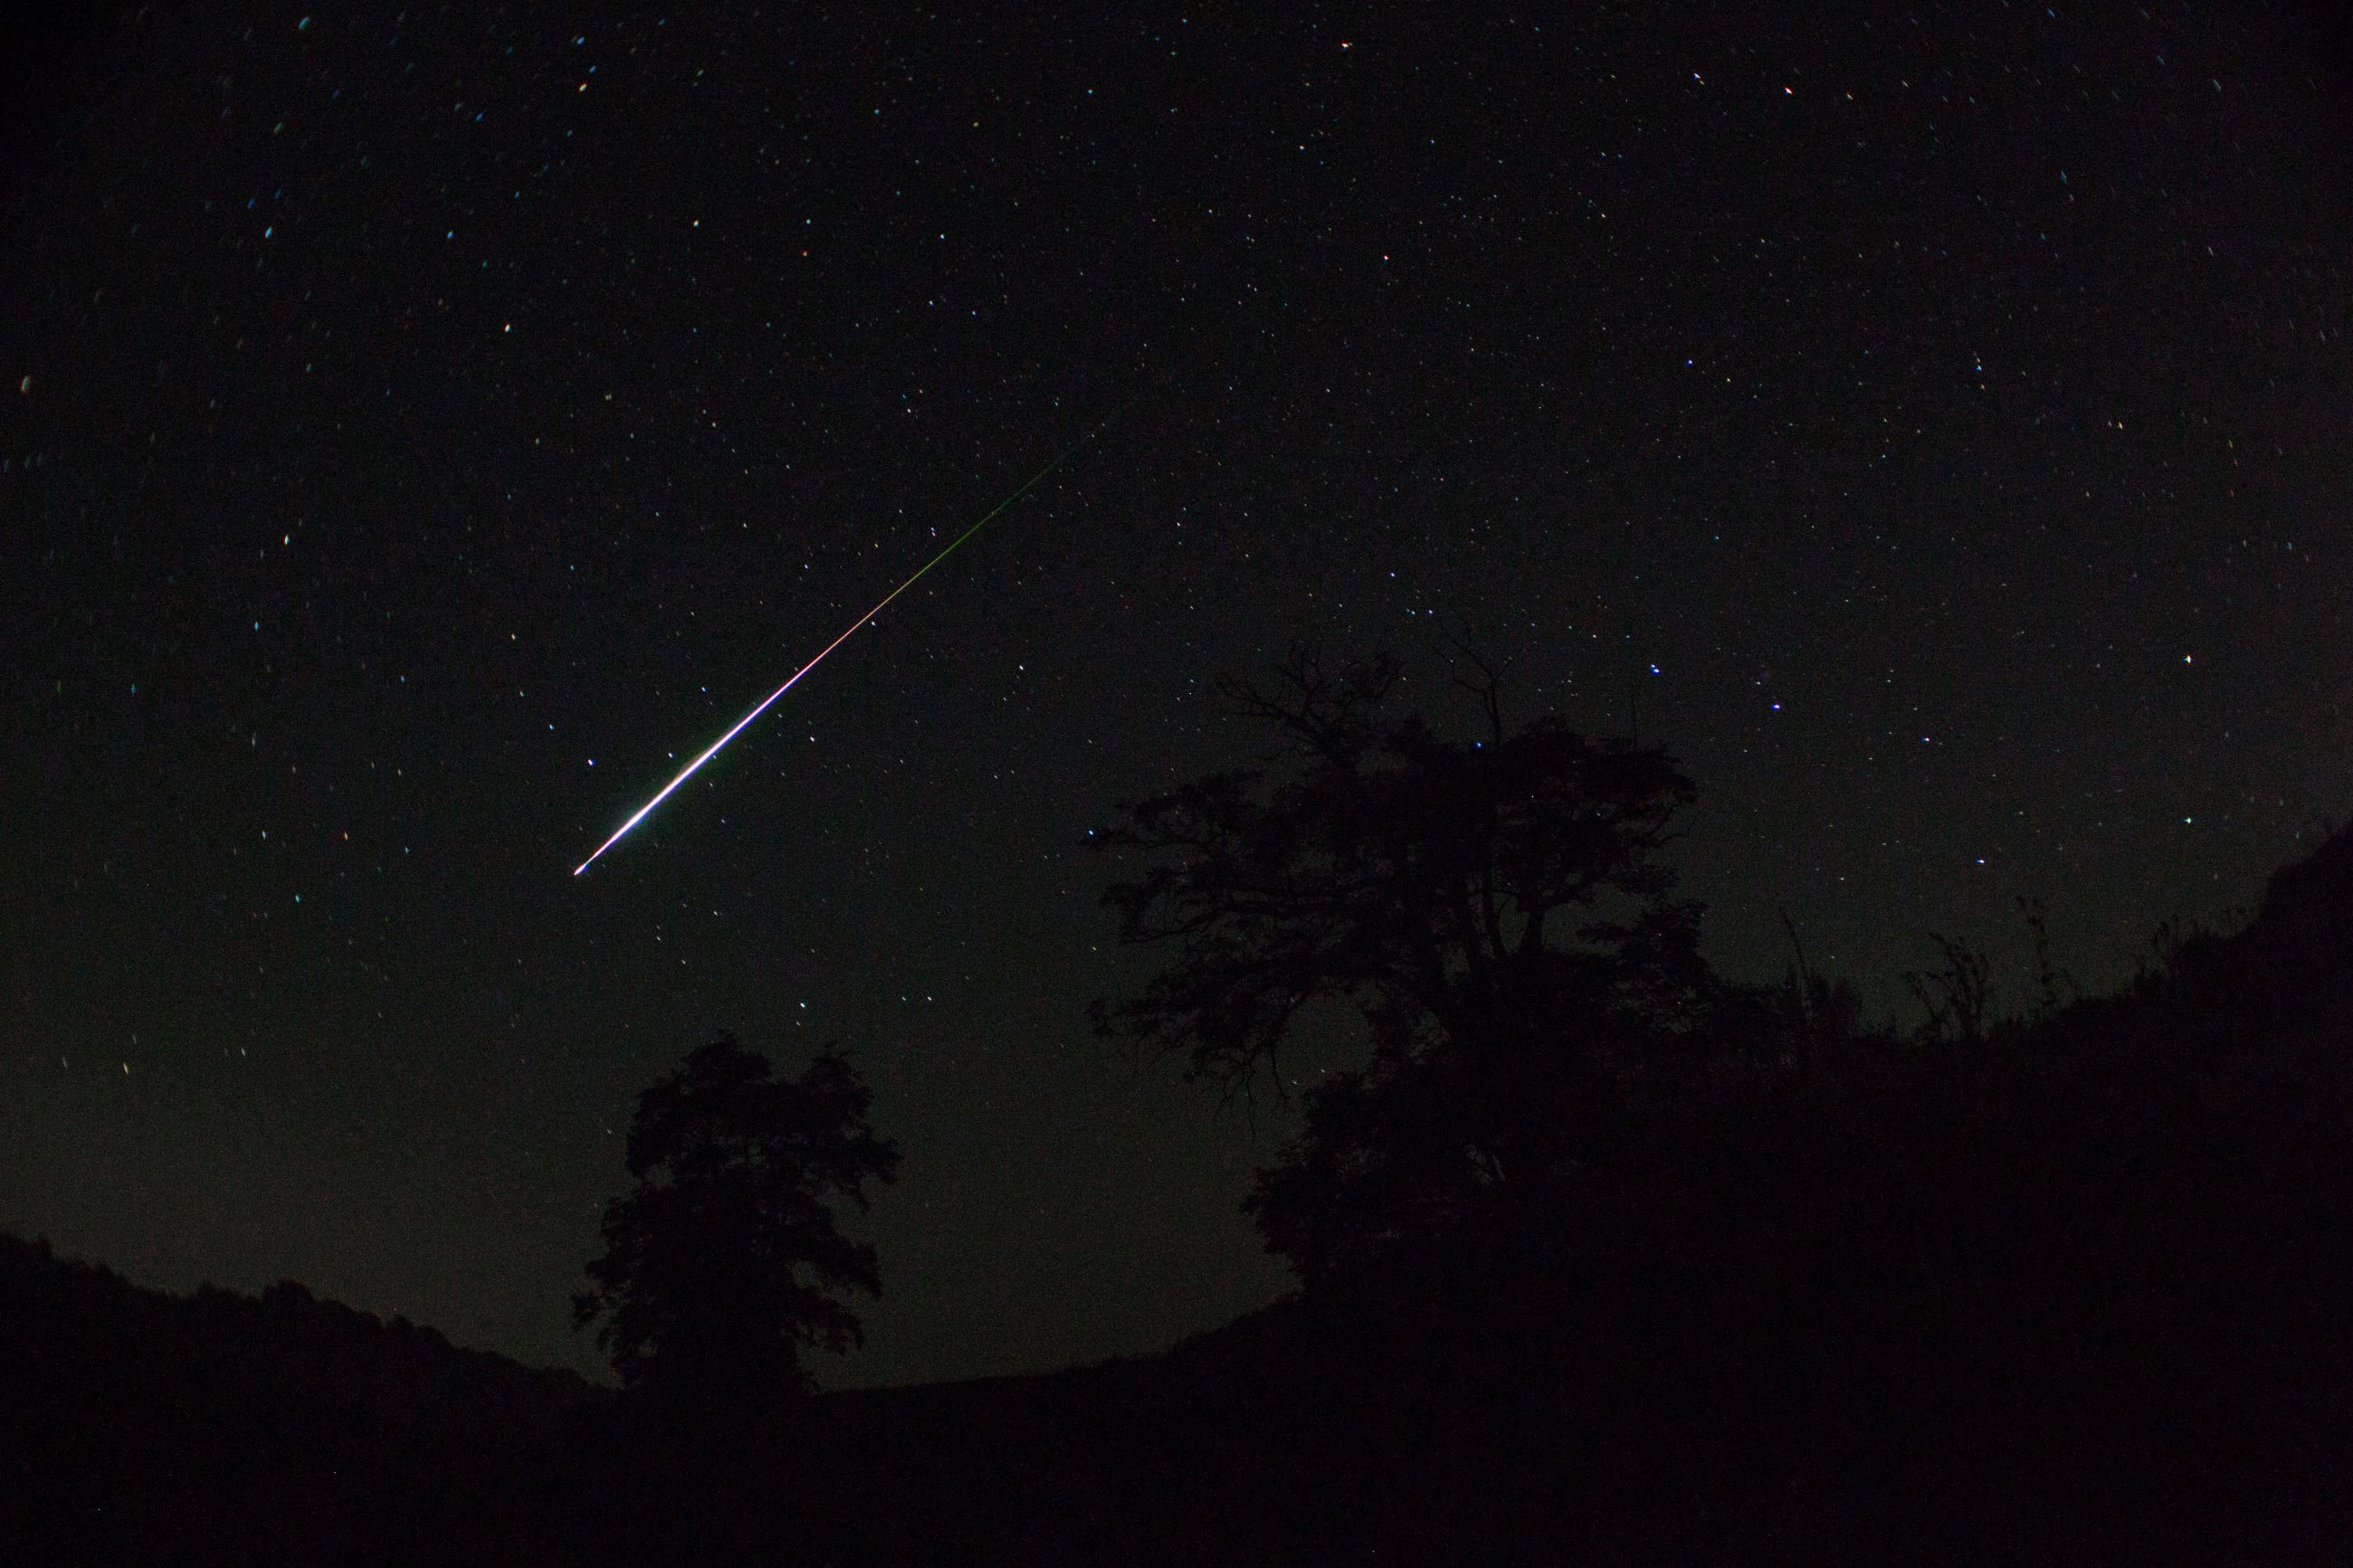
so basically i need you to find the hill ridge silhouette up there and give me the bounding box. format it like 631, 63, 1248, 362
7, 824, 2353, 1563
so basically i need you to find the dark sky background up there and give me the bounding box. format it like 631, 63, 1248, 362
2, 2, 2348, 1388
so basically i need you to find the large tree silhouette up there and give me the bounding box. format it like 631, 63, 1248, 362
575, 1034, 900, 1402
1094, 652, 1704, 1277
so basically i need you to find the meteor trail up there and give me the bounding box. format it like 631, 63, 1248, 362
573, 446, 1078, 876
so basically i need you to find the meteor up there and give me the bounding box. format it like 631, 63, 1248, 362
573, 446, 1078, 876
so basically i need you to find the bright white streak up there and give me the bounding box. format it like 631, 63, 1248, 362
573, 449, 1072, 877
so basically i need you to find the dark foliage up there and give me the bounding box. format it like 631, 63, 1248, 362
576, 1033, 900, 1402
1093, 651, 1704, 1276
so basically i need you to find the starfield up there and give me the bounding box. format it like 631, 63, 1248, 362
3, 4, 2349, 1563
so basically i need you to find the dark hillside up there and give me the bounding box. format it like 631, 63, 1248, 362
7, 827, 2353, 1563
0, 1236, 600, 1565
814, 826, 2353, 1565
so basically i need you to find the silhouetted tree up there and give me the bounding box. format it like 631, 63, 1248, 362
1093, 651, 1702, 1276
575, 1034, 900, 1405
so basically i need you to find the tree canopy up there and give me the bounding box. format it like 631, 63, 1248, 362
575, 1034, 900, 1400
1093, 652, 1707, 1277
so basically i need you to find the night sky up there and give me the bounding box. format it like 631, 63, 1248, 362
3, 3, 2348, 1387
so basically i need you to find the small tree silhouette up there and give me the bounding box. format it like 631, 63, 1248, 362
1777, 908, 1867, 1053
1903, 933, 1995, 1044
575, 1033, 900, 1404
2018, 896, 2077, 1021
